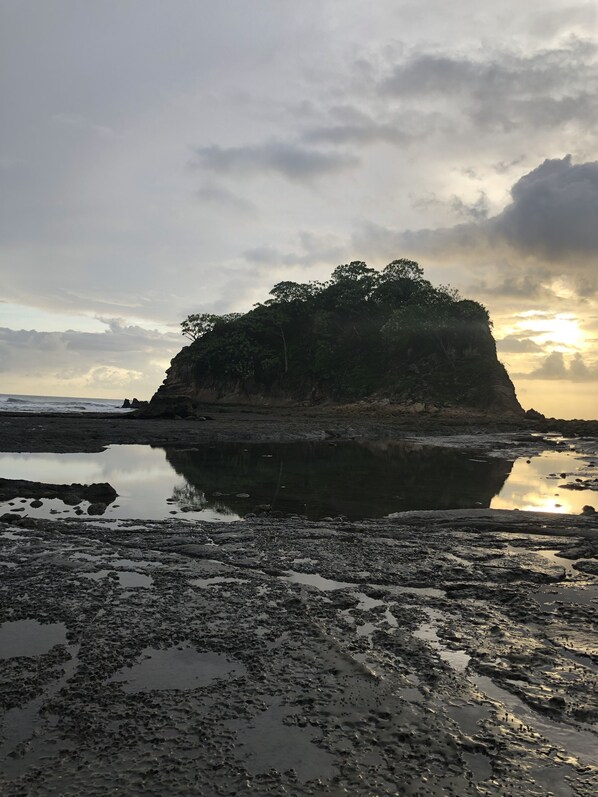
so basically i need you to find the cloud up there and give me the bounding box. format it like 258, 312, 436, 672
244, 231, 347, 269
0, 320, 182, 397
413, 191, 490, 221
355, 156, 598, 297
492, 155, 598, 259
303, 121, 411, 147
195, 182, 257, 217
77, 365, 144, 388
528, 4, 598, 38
496, 335, 543, 353
192, 142, 359, 182
473, 275, 551, 300
380, 38, 598, 131
518, 350, 598, 380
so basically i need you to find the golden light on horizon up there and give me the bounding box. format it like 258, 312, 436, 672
513, 313, 584, 350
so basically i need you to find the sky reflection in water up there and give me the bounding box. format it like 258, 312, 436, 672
0, 441, 595, 521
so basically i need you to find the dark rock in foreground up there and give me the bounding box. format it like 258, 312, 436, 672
0, 478, 117, 506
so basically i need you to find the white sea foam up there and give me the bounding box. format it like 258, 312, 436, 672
0, 393, 131, 414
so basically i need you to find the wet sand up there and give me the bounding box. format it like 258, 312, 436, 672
1, 411, 597, 795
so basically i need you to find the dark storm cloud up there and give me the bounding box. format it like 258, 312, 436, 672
492, 156, 598, 259
193, 142, 359, 182
356, 156, 598, 296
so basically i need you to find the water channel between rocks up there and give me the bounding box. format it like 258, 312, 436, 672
0, 438, 596, 521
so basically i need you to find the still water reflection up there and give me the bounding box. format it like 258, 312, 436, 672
0, 441, 595, 521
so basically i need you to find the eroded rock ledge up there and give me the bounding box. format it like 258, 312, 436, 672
1, 509, 596, 796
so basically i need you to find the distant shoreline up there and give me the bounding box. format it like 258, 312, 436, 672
0, 405, 597, 455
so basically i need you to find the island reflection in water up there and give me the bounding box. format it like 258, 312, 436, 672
0, 441, 595, 521
164, 441, 512, 519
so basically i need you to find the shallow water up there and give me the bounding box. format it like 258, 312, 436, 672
491, 448, 597, 514
0, 619, 68, 659
0, 439, 595, 521
283, 571, 353, 591
227, 702, 338, 783
110, 646, 246, 691
80, 570, 154, 588
473, 674, 598, 766
413, 607, 471, 672
533, 582, 598, 607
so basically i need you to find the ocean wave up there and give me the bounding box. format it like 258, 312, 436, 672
0, 394, 129, 413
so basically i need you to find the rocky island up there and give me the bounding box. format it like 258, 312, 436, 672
146, 260, 523, 419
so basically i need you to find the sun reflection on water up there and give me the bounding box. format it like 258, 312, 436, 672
491, 450, 596, 514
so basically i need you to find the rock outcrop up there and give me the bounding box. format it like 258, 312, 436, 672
122, 398, 148, 409
0, 478, 117, 507
145, 262, 523, 418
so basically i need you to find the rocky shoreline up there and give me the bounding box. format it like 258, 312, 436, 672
0, 410, 597, 795
1, 405, 598, 454
1, 509, 597, 795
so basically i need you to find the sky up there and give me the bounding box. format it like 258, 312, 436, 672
1, 0, 597, 418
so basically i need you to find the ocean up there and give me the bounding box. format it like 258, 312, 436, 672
0, 393, 131, 414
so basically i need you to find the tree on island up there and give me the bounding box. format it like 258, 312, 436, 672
181, 312, 242, 342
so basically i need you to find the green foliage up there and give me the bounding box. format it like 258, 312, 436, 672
178, 260, 498, 406
268, 281, 321, 304
381, 258, 424, 283
331, 261, 376, 283
181, 312, 243, 342
180, 313, 219, 341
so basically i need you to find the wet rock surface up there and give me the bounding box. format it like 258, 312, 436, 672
0, 479, 117, 506
1, 510, 597, 796
1, 407, 598, 454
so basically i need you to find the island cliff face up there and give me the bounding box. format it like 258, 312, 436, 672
147, 261, 523, 418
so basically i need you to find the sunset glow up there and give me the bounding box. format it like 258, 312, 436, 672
516, 314, 584, 349
0, 2, 596, 417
